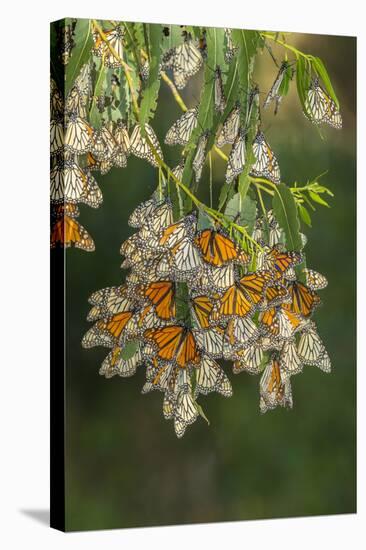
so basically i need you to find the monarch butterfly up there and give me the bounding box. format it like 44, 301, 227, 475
239, 271, 274, 305
51, 215, 95, 251
114, 120, 131, 155
142, 281, 176, 320
266, 210, 285, 247
140, 58, 150, 82
171, 237, 203, 280
172, 159, 186, 181
297, 322, 331, 372
159, 214, 197, 248
251, 131, 281, 185
86, 285, 134, 322
225, 316, 260, 349
130, 124, 163, 167
51, 202, 80, 222
283, 281, 321, 317
65, 86, 88, 119
216, 283, 254, 318
50, 115, 64, 155
225, 127, 246, 183
93, 25, 125, 68
144, 325, 201, 368
193, 131, 209, 183
216, 101, 241, 148
199, 263, 235, 292
50, 158, 102, 207
303, 268, 328, 291
193, 327, 224, 358
165, 107, 198, 146
64, 112, 93, 154
191, 295, 214, 329
259, 356, 293, 413
162, 37, 203, 90
263, 61, 290, 113
259, 306, 304, 340
224, 28, 238, 63
257, 245, 302, 278
214, 66, 227, 114
232, 343, 264, 374
99, 345, 143, 379
50, 78, 64, 118
304, 78, 342, 129
82, 310, 134, 349
279, 338, 303, 376
195, 354, 232, 397
195, 228, 250, 267
74, 62, 93, 101
260, 282, 290, 310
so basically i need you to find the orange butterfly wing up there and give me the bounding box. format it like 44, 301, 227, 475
51, 215, 95, 251
192, 295, 214, 328
219, 285, 253, 317
144, 281, 175, 320
97, 311, 133, 339
239, 271, 272, 304
195, 229, 248, 266
284, 281, 321, 317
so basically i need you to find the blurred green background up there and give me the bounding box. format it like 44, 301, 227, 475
64, 29, 356, 531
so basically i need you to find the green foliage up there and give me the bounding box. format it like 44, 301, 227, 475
65, 19, 93, 97
296, 56, 312, 114
231, 29, 259, 121
139, 24, 163, 134
120, 340, 139, 360
310, 56, 340, 108
224, 192, 257, 235
89, 58, 107, 128
272, 183, 303, 252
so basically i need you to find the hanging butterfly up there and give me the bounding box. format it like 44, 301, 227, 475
50, 114, 64, 156
304, 78, 342, 129
113, 120, 131, 156
64, 111, 94, 154
283, 281, 321, 317
303, 268, 328, 291
297, 322, 331, 372
214, 66, 227, 114
263, 61, 291, 114
165, 107, 198, 146
130, 123, 163, 167
250, 131, 281, 185
191, 295, 215, 329
216, 101, 240, 148
144, 325, 201, 368
192, 131, 209, 183
93, 24, 125, 69
162, 35, 203, 90
51, 215, 95, 252
232, 343, 264, 374
259, 355, 293, 413
225, 127, 246, 183
194, 228, 249, 267
141, 281, 176, 320
224, 28, 238, 64
194, 353, 232, 397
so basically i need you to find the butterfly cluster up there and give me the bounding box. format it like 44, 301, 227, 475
82, 196, 330, 437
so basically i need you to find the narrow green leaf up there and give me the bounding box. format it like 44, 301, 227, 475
308, 190, 330, 207
310, 56, 340, 109
272, 183, 303, 251
139, 24, 163, 134
225, 192, 257, 234
298, 204, 312, 227
65, 19, 93, 97
89, 58, 107, 128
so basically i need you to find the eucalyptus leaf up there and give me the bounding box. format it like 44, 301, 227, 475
120, 340, 139, 360
272, 183, 303, 251
139, 24, 163, 134
310, 56, 340, 109
65, 19, 93, 97
309, 190, 330, 207
298, 204, 312, 227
